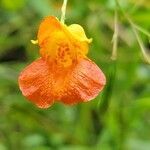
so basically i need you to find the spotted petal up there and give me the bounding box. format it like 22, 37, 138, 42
60, 58, 106, 105
19, 58, 106, 108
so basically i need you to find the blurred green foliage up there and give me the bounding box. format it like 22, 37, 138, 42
0, 0, 150, 150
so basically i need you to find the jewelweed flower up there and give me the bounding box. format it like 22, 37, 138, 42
19, 16, 106, 108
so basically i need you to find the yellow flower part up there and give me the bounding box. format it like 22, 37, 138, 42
37, 16, 92, 67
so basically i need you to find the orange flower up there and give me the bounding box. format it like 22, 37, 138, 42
19, 16, 106, 108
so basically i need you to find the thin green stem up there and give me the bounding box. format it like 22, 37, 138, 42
133, 24, 150, 38
61, 0, 68, 24
111, 7, 118, 60
131, 25, 150, 64
116, 0, 150, 64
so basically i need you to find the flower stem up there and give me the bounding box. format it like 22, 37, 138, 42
133, 23, 150, 38
61, 0, 68, 24
116, 0, 150, 64
131, 25, 150, 64
111, 7, 118, 60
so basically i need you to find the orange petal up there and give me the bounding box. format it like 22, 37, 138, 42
18, 58, 54, 108
19, 58, 106, 108
37, 16, 62, 46
60, 58, 106, 105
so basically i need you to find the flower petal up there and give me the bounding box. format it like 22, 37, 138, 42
37, 16, 62, 46
18, 58, 54, 108
37, 16, 77, 67
60, 58, 106, 105
67, 24, 92, 43
19, 58, 106, 107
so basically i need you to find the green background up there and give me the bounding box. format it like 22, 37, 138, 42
0, 0, 150, 150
